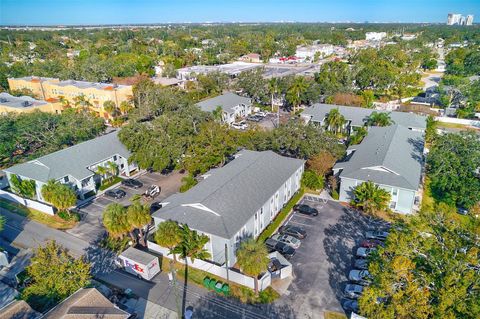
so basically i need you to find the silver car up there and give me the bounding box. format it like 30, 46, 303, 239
356, 247, 376, 258
271, 234, 301, 249
348, 270, 372, 285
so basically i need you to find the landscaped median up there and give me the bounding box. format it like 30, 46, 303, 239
0, 198, 77, 230
257, 188, 305, 243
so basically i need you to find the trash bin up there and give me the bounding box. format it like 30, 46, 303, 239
203, 277, 210, 289
208, 279, 217, 290
214, 281, 223, 293
221, 283, 230, 296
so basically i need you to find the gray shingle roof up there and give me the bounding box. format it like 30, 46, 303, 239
196, 92, 251, 114
303, 104, 427, 130
153, 150, 304, 239
3, 131, 130, 183
334, 125, 424, 190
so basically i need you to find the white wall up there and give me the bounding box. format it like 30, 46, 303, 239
435, 116, 480, 126
147, 240, 273, 291
0, 188, 55, 215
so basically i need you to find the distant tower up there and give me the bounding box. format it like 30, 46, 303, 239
447, 13, 462, 25
466, 15, 474, 26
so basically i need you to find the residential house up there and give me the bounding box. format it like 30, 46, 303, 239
3, 131, 137, 202
333, 125, 425, 214
301, 104, 427, 135
7, 76, 133, 119
152, 150, 305, 267
196, 92, 252, 124
365, 32, 387, 41
0, 92, 63, 115
42, 288, 130, 319
239, 53, 262, 63
0, 300, 40, 319
295, 44, 334, 61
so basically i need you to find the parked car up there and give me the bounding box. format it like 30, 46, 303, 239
341, 299, 359, 313
271, 234, 301, 249
293, 204, 318, 216
232, 121, 248, 130
121, 178, 143, 189
365, 230, 389, 241
279, 225, 307, 239
356, 247, 376, 258
255, 111, 267, 117
344, 284, 364, 299
265, 238, 296, 259
150, 202, 163, 213
354, 258, 369, 270
246, 115, 262, 122
105, 189, 126, 199
457, 207, 469, 215
348, 270, 372, 285
360, 239, 384, 248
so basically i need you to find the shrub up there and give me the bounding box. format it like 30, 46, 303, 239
57, 211, 80, 222
332, 190, 339, 200
302, 170, 324, 190
258, 287, 280, 303
180, 174, 198, 193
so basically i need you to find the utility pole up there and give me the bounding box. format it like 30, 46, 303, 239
224, 243, 230, 284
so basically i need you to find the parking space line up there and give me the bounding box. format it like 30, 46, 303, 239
287, 220, 316, 228
290, 214, 317, 221
89, 202, 106, 209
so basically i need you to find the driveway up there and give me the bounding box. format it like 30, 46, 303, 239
274, 197, 389, 318
67, 171, 184, 242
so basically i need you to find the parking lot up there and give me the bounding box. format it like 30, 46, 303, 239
66, 170, 184, 242
274, 196, 389, 318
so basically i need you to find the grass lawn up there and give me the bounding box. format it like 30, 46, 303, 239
161, 256, 279, 304
324, 311, 347, 319
99, 176, 122, 191
436, 121, 479, 131
0, 198, 77, 230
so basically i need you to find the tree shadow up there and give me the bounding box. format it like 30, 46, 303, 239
408, 136, 425, 165
83, 237, 118, 277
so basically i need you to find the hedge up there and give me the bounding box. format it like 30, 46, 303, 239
257, 188, 305, 243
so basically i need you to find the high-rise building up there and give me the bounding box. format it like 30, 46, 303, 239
460, 16, 466, 25
447, 13, 462, 25
466, 15, 474, 26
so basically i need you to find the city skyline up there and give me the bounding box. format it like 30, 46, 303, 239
0, 0, 479, 26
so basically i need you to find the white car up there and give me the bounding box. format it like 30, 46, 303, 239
271, 234, 301, 249
255, 111, 268, 117
231, 121, 248, 130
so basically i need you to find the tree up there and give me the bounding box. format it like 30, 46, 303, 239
236, 239, 269, 294
95, 165, 108, 181
306, 151, 336, 176
268, 78, 279, 112
212, 106, 224, 122
41, 180, 77, 214
366, 111, 394, 127
352, 181, 391, 215
302, 170, 324, 190
107, 161, 118, 181
361, 90, 375, 108
103, 100, 118, 117
21, 241, 91, 312
126, 202, 151, 245
324, 108, 345, 134
314, 61, 352, 96
102, 203, 128, 238
427, 132, 480, 208
119, 101, 133, 115
287, 76, 308, 113
154, 220, 183, 262
235, 68, 269, 104
9, 174, 36, 199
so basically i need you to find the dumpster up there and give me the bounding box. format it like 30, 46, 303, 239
118, 247, 160, 280
221, 283, 230, 296
203, 277, 211, 288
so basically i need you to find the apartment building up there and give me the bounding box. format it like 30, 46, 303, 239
152, 150, 305, 267
0, 92, 63, 115
8, 76, 133, 119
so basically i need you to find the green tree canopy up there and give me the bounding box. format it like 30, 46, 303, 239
22, 241, 91, 312
41, 180, 77, 213
366, 111, 394, 127
154, 220, 182, 261
353, 181, 391, 215
102, 203, 129, 238
9, 174, 36, 199
427, 132, 480, 208
236, 239, 269, 294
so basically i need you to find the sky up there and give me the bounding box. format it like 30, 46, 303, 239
0, 0, 479, 26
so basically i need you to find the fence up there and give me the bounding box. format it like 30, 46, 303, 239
147, 240, 272, 291
435, 116, 480, 127
0, 189, 55, 215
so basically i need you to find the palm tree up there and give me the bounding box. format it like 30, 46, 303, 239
352, 181, 391, 215
366, 111, 394, 127
119, 101, 133, 115
212, 105, 224, 122
287, 76, 308, 113
236, 239, 269, 294
102, 203, 128, 239
127, 202, 151, 245
103, 100, 118, 118
107, 161, 118, 181
172, 224, 210, 317
325, 108, 346, 134
96, 165, 108, 180
268, 78, 279, 112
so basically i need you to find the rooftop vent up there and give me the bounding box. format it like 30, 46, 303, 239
22, 101, 32, 107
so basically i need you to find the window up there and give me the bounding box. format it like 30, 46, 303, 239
390, 201, 396, 209
113, 155, 117, 161
64, 176, 69, 183
392, 189, 398, 196
120, 164, 124, 169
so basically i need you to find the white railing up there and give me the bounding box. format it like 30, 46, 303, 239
0, 189, 55, 215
